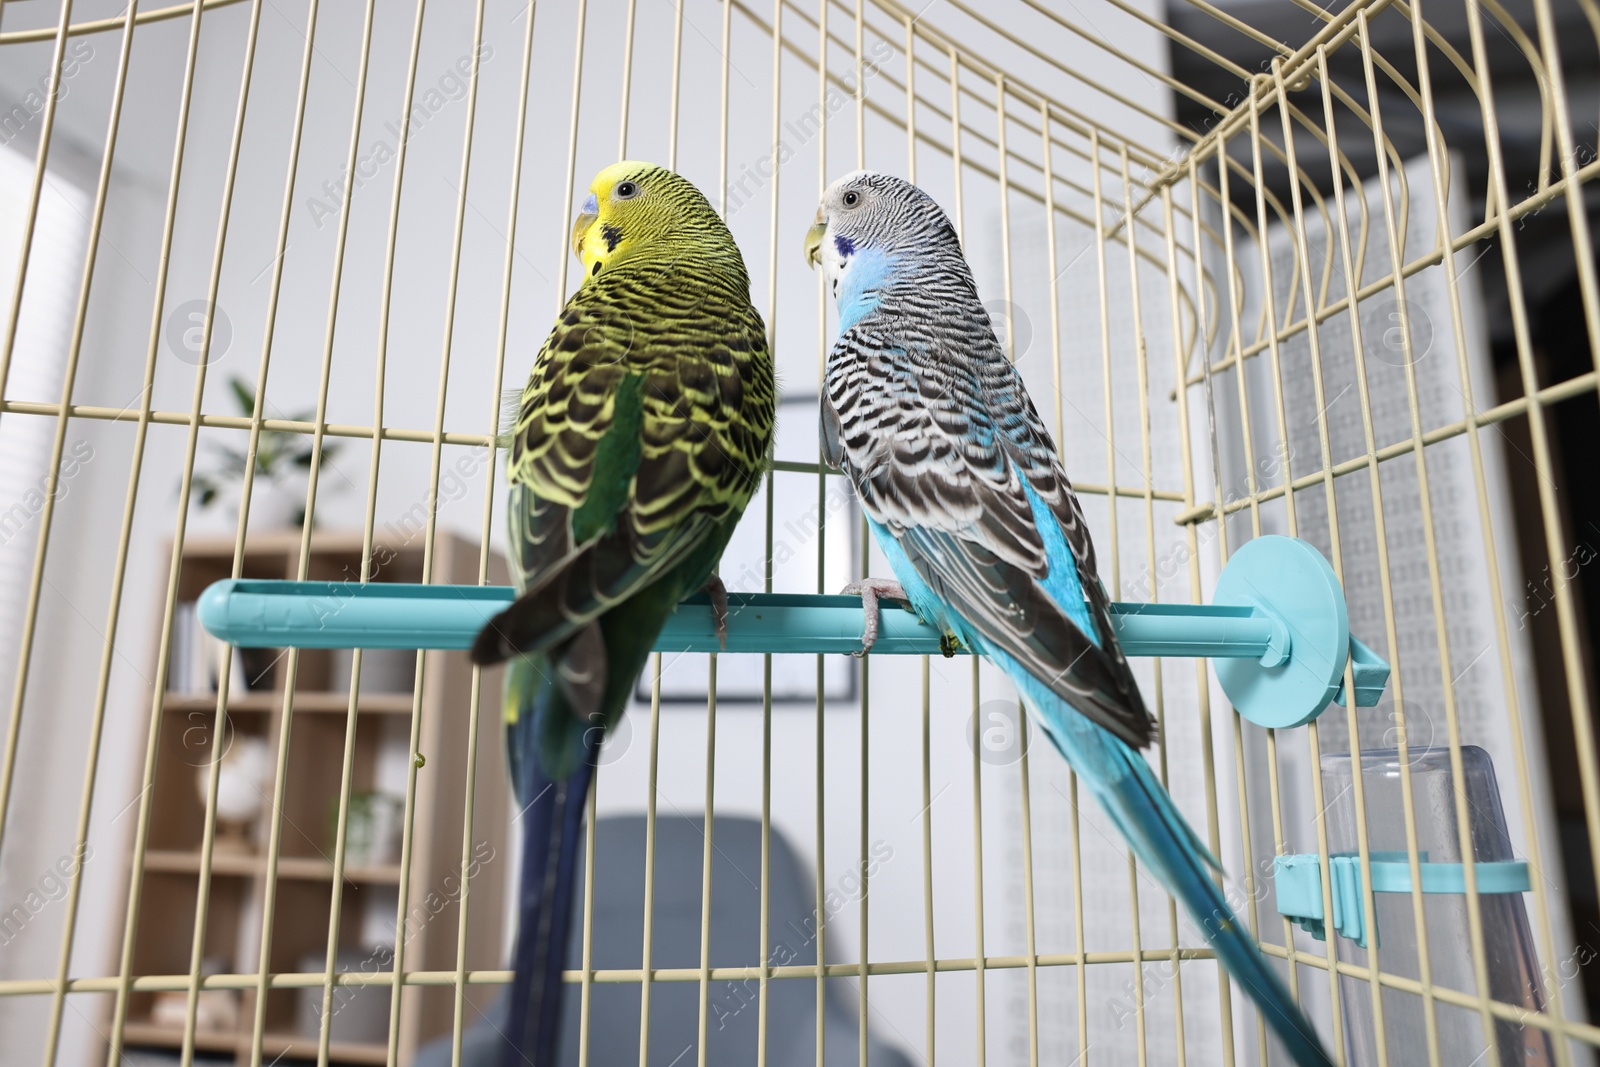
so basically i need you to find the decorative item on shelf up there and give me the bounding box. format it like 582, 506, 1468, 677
168, 601, 250, 695
328, 647, 416, 694
188, 376, 343, 530
149, 956, 239, 1032
198, 733, 271, 855
295, 947, 393, 1046
328, 791, 404, 867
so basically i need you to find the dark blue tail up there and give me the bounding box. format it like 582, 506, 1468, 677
503, 700, 597, 1067
493, 594, 672, 1064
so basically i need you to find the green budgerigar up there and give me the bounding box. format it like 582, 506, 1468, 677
470, 161, 774, 1065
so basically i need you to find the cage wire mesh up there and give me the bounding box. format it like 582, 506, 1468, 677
0, 0, 1596, 1064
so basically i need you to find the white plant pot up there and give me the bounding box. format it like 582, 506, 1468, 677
241, 477, 301, 530
329, 648, 417, 693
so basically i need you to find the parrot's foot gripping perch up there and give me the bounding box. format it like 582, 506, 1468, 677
834, 536, 1391, 728
840, 577, 910, 656
704, 573, 730, 651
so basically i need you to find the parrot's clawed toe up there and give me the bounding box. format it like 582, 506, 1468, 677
939, 632, 961, 658
704, 574, 730, 651
841, 577, 909, 656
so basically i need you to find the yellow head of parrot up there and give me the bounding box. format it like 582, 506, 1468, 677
576, 160, 656, 275
571, 161, 678, 279
804, 210, 826, 270
569, 161, 744, 282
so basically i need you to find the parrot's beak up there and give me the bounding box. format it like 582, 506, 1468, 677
804, 213, 826, 270
571, 193, 599, 258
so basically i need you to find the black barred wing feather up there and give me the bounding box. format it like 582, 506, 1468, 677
472, 272, 774, 665
897, 523, 1151, 749
828, 325, 1151, 748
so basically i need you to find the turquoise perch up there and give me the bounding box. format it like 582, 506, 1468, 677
195, 535, 1390, 728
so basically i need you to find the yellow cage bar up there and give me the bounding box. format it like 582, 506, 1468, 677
0, 0, 1595, 1064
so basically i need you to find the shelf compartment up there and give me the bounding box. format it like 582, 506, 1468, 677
143, 850, 404, 884
121, 1021, 389, 1065
163, 692, 415, 714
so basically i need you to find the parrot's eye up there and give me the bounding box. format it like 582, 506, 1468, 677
614, 181, 640, 200
842, 190, 861, 208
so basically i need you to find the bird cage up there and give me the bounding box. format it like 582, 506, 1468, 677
0, 1, 1595, 1066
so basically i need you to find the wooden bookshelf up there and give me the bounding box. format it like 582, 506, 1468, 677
121, 1022, 393, 1065
114, 530, 510, 1066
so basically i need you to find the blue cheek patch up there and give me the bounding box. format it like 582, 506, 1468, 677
836, 247, 892, 333
834, 234, 855, 258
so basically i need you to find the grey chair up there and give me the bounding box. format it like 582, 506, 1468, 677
416, 814, 915, 1066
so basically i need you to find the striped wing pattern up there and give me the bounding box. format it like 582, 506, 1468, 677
824, 273, 1152, 748
480, 268, 774, 662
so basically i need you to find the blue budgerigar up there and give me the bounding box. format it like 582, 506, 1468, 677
805, 171, 1332, 1067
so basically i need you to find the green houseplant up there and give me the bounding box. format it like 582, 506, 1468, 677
191, 377, 341, 528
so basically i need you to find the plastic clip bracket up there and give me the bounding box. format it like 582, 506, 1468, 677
1274, 851, 1531, 948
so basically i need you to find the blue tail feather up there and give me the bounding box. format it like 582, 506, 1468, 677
1101, 737, 1331, 1067
502, 661, 598, 1067
1004, 659, 1332, 1067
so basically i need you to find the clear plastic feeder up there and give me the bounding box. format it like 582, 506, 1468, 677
1317, 746, 1551, 1066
